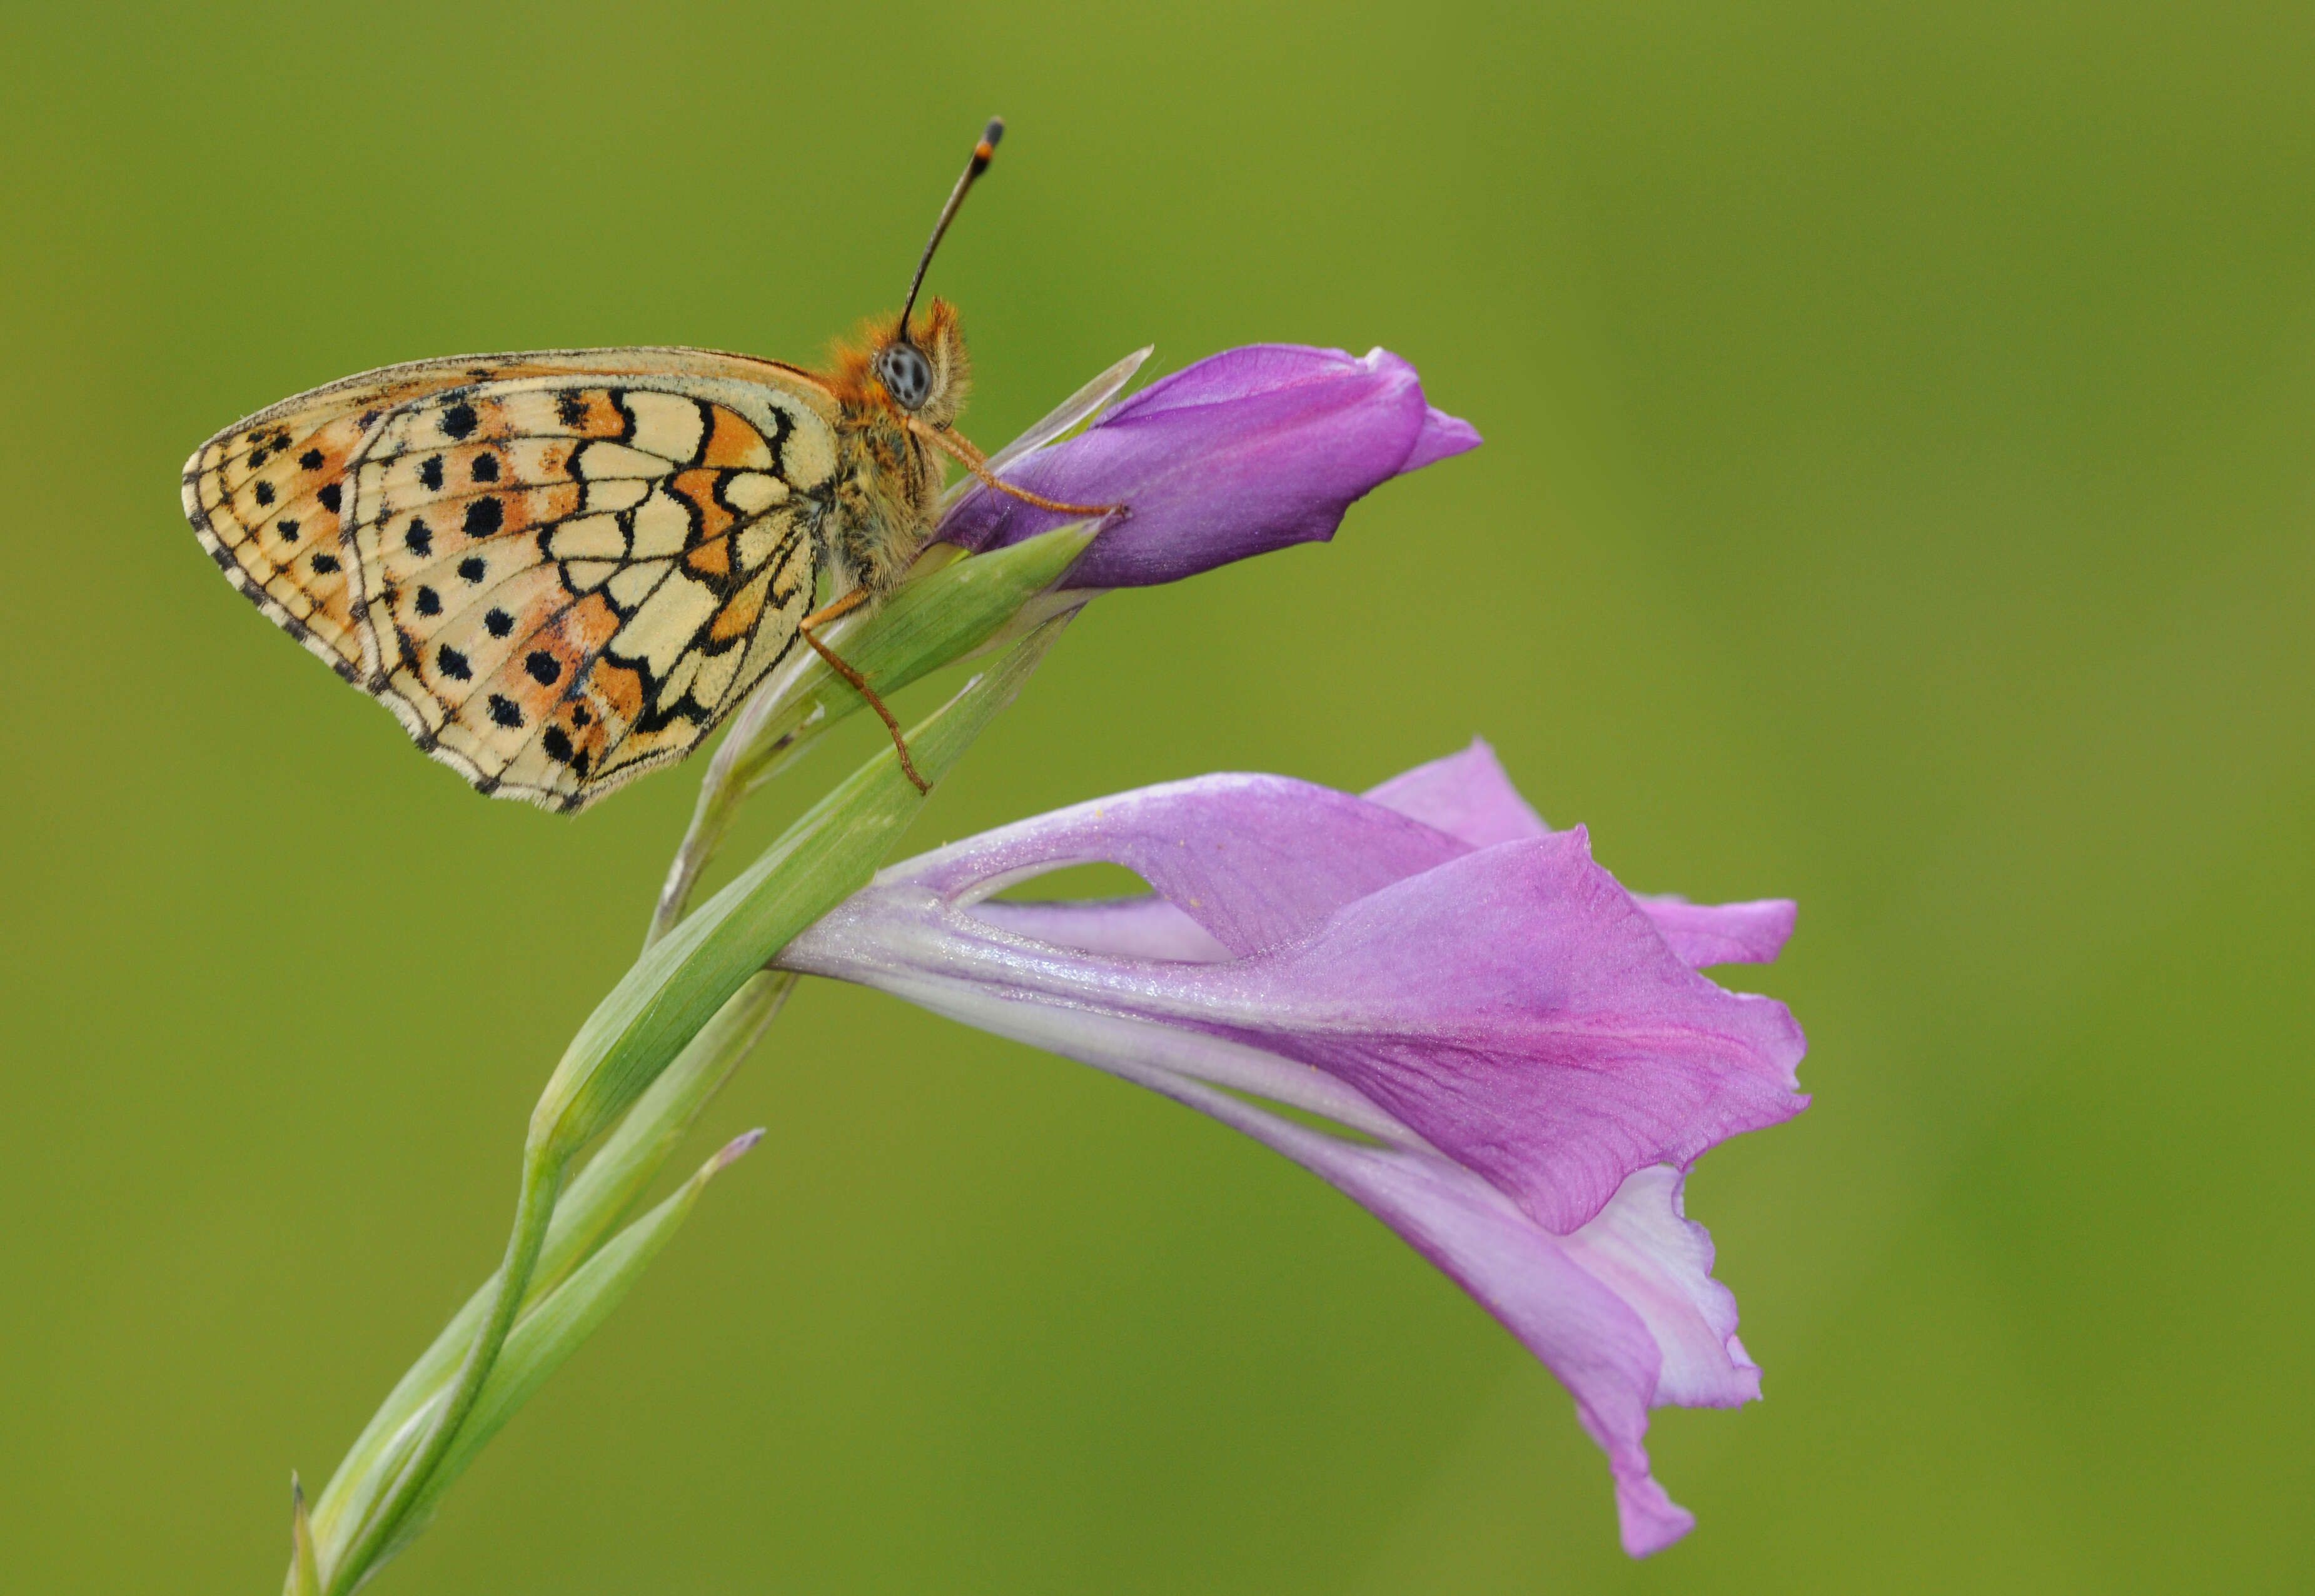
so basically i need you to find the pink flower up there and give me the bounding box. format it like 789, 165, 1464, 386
776, 741, 1806, 1556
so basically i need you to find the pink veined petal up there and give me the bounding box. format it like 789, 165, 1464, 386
926, 774, 1468, 958
1403, 404, 1486, 473
1635, 896, 1798, 967
968, 895, 1236, 963
847, 796, 1808, 1237
1180, 830, 1805, 1233
974, 750, 1793, 976
1362, 743, 1795, 968
1362, 737, 1550, 845
1557, 1164, 1758, 1410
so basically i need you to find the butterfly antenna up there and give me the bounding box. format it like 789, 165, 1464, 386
897, 117, 1004, 341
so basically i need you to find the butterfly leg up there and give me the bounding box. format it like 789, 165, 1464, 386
908, 417, 1124, 518
800, 590, 932, 794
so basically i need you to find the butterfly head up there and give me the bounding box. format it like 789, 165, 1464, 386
870, 299, 970, 427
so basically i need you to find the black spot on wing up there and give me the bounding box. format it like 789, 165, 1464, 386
487, 694, 522, 728
440, 403, 479, 440
415, 586, 441, 616
525, 650, 560, 685
463, 496, 503, 537
420, 456, 445, 491
438, 645, 472, 681
406, 518, 433, 556
485, 608, 513, 638
458, 555, 486, 583
471, 453, 500, 483
299, 449, 324, 471
317, 483, 342, 514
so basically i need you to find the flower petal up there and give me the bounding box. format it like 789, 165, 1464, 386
1402, 404, 1486, 473
801, 780, 1805, 1237
936, 345, 1481, 588
1634, 895, 1799, 968
1186, 830, 1806, 1233
930, 773, 1467, 958
1362, 736, 1550, 845
966, 895, 1237, 963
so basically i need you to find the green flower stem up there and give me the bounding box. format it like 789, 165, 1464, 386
301, 973, 795, 1580
322, 1152, 563, 1594
399, 1128, 769, 1540
300, 619, 1069, 1595
649, 521, 1100, 946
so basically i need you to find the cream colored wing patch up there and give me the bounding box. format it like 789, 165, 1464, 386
181, 351, 841, 812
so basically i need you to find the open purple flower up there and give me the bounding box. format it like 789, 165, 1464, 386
775, 741, 1807, 1556
937, 344, 1482, 588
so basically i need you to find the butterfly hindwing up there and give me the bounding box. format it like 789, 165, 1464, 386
182, 350, 844, 811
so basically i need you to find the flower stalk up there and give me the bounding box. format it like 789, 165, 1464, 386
298, 622, 1071, 1595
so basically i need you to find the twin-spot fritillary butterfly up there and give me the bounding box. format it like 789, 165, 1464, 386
180, 119, 1094, 812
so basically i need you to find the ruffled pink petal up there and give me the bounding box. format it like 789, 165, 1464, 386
1362, 737, 1550, 845
1635, 896, 1798, 968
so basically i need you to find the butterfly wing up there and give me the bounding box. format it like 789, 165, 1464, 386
183, 349, 841, 811
183, 361, 473, 678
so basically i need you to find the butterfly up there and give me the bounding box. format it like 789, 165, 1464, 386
180, 118, 1105, 813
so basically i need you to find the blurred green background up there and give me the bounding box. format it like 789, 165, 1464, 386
3, 1, 2310, 1590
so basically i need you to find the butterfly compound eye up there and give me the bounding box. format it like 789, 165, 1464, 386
875, 341, 936, 411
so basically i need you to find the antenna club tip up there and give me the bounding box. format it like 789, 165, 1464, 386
983, 116, 1006, 145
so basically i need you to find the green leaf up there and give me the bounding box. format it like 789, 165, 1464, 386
286, 1476, 320, 1596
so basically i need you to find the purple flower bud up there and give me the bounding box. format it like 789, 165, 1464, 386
937, 344, 1481, 588
776, 740, 1805, 1556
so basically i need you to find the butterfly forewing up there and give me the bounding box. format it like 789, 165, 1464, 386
183, 350, 844, 811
